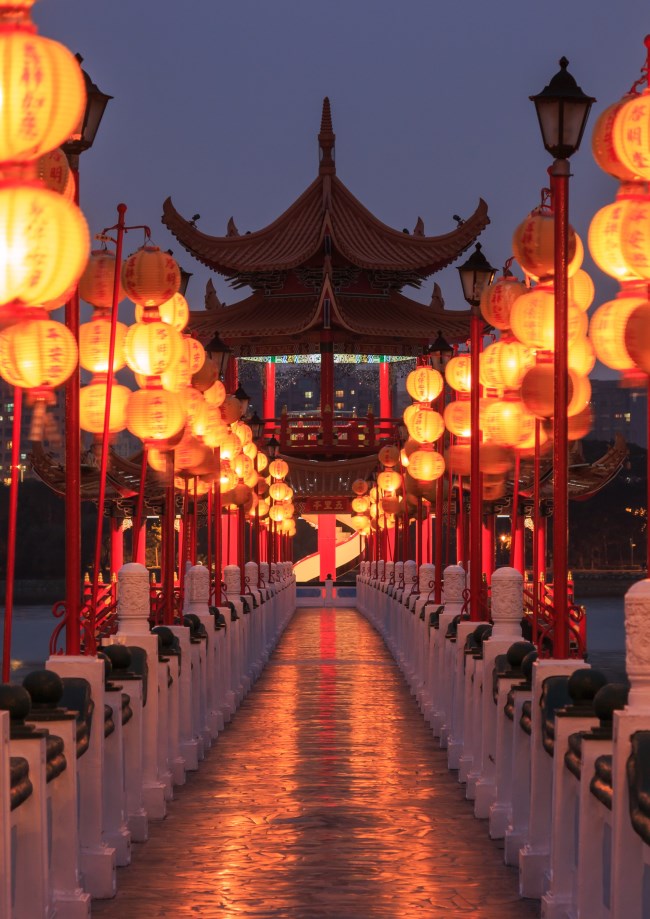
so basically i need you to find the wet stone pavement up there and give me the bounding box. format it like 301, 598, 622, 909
93, 608, 539, 918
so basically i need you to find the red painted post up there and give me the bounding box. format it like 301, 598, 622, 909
318, 514, 336, 581
469, 308, 483, 621
263, 361, 276, 435
132, 447, 148, 564
320, 331, 334, 448
379, 360, 392, 439
110, 515, 124, 575
2, 387, 22, 681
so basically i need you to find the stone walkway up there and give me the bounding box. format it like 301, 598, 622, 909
93, 608, 539, 918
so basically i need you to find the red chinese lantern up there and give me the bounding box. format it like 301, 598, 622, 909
126, 386, 186, 443
510, 284, 587, 351
378, 444, 400, 467
377, 469, 401, 492
569, 269, 595, 313
482, 397, 535, 447
405, 366, 443, 402
269, 481, 290, 502
0, 28, 86, 163
136, 291, 189, 331
79, 376, 129, 434
0, 315, 77, 388
512, 207, 579, 281
589, 290, 648, 371
351, 478, 368, 495
220, 432, 242, 463
624, 302, 650, 372
568, 336, 596, 377
588, 183, 650, 282
382, 495, 401, 515
480, 443, 513, 475
351, 496, 370, 513
123, 319, 183, 376
36, 147, 71, 196
480, 274, 527, 330
0, 179, 89, 306
204, 378, 226, 407
443, 400, 471, 438
612, 88, 650, 182
255, 452, 268, 473
221, 394, 243, 423
480, 339, 534, 390
408, 447, 445, 483
445, 443, 471, 475
269, 458, 289, 479
591, 96, 640, 182
79, 314, 127, 373
445, 354, 471, 393
234, 453, 254, 480
121, 245, 180, 307
405, 405, 445, 444
78, 248, 125, 308
520, 364, 572, 419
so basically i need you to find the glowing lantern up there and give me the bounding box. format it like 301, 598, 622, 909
36, 147, 70, 196
136, 291, 189, 331
204, 379, 226, 407
568, 269, 595, 313
219, 432, 242, 463
445, 354, 471, 393
255, 452, 268, 473
591, 97, 639, 181
624, 303, 650, 372
482, 397, 535, 447
352, 478, 368, 495
480, 443, 513, 475
269, 481, 290, 502
510, 285, 587, 351
78, 248, 124, 308
243, 441, 258, 459
122, 246, 180, 307
124, 320, 183, 376
160, 335, 202, 392
232, 483, 252, 506
191, 357, 218, 392
568, 405, 592, 439
282, 502, 295, 519
269, 459, 289, 479
79, 377, 129, 434
0, 316, 77, 388
568, 373, 591, 417
200, 405, 229, 447
377, 469, 401, 492
589, 291, 648, 371
479, 274, 528, 331
234, 453, 254, 480
178, 388, 207, 436
351, 496, 370, 513
588, 184, 650, 282
568, 336, 595, 376
233, 421, 253, 446
480, 339, 534, 390
0, 29, 86, 163
257, 499, 270, 518
443, 400, 471, 438
405, 405, 445, 444
408, 448, 445, 483
612, 89, 650, 181
255, 475, 269, 496
221, 394, 243, 424
219, 468, 238, 493
269, 504, 285, 523
402, 403, 419, 430
351, 514, 369, 530
512, 207, 579, 280
521, 364, 571, 419
378, 444, 400, 467
405, 366, 443, 402
125, 387, 185, 443
382, 495, 401, 514
445, 443, 471, 475
0, 181, 89, 306
173, 434, 205, 473
79, 315, 127, 372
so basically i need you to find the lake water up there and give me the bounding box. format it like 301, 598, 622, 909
0, 592, 629, 683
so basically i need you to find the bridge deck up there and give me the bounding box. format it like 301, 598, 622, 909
93, 608, 539, 918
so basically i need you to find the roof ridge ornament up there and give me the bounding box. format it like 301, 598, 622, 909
227, 217, 240, 237
318, 96, 335, 176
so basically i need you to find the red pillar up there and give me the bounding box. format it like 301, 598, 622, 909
379, 361, 392, 439
135, 520, 147, 565
318, 513, 336, 581
264, 362, 276, 432
513, 515, 526, 575
482, 516, 494, 585
110, 516, 124, 576
225, 355, 238, 394
469, 307, 483, 620
320, 331, 334, 447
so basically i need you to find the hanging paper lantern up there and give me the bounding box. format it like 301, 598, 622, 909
269, 458, 289, 479
589, 290, 648, 371
568, 336, 596, 377
125, 387, 185, 443
512, 207, 579, 281
231, 483, 251, 506
234, 453, 254, 480
269, 504, 285, 523
243, 441, 258, 459
405, 366, 443, 402
351, 513, 370, 530
480, 443, 513, 475
255, 474, 269, 496
445, 443, 471, 475
78, 248, 125, 308
591, 96, 640, 181
405, 405, 445, 444
443, 400, 471, 438
269, 481, 290, 502
480, 339, 534, 390
382, 495, 401, 515
191, 356, 218, 393
221, 393, 243, 423
612, 90, 650, 182
480, 274, 528, 331
123, 319, 183, 376
624, 302, 650, 372
256, 499, 270, 518
219, 432, 242, 463
0, 29, 86, 163
199, 404, 229, 447
136, 291, 189, 331
232, 421, 253, 446
351, 496, 370, 514
568, 373, 591, 417
482, 397, 535, 448
36, 147, 71, 196
568, 405, 593, 440
79, 314, 127, 373
0, 181, 89, 306
588, 184, 650, 282
377, 469, 401, 492
445, 354, 471, 393
408, 448, 445, 483
0, 316, 77, 388
255, 452, 268, 474
79, 377, 129, 434
377, 444, 400, 467
204, 378, 226, 407
173, 434, 206, 473
568, 269, 595, 313
282, 501, 295, 519
520, 364, 572, 419
510, 285, 588, 351
122, 246, 180, 307
219, 468, 238, 493
351, 478, 368, 495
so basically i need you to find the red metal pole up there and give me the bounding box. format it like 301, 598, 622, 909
192, 477, 198, 565
2, 387, 22, 681
164, 451, 176, 625
469, 309, 483, 621
416, 496, 423, 569
263, 361, 276, 436
532, 419, 541, 645
551, 161, 570, 658
379, 360, 392, 439
207, 486, 213, 603
510, 451, 521, 567
132, 447, 148, 563
239, 504, 246, 593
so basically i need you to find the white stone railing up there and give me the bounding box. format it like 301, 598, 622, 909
357, 565, 648, 919
0, 561, 296, 918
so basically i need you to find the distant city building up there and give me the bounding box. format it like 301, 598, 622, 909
588, 379, 647, 447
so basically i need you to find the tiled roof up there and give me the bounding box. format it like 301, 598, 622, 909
189, 291, 320, 341
334, 292, 472, 341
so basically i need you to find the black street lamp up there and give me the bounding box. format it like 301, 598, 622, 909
205, 331, 231, 380
234, 385, 251, 417
267, 435, 280, 459
249, 411, 264, 441
62, 55, 112, 165
426, 330, 453, 374
530, 58, 594, 658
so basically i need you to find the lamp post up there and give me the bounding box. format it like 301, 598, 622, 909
205, 331, 231, 381
457, 244, 496, 621
61, 59, 111, 655
530, 58, 594, 657
427, 330, 453, 603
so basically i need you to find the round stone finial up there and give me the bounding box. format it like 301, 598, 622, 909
593, 682, 629, 722
102, 644, 132, 673
385, 561, 395, 582
377, 560, 385, 579
491, 567, 524, 638
370, 562, 377, 578
186, 564, 210, 605
23, 670, 64, 708
625, 579, 650, 708
404, 560, 417, 584
443, 564, 466, 603
259, 562, 269, 583
419, 564, 435, 593
567, 668, 608, 704
506, 641, 536, 671
224, 565, 241, 595
117, 562, 151, 627
521, 650, 538, 681
0, 684, 31, 722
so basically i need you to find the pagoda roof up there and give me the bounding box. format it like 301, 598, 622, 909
162, 98, 489, 283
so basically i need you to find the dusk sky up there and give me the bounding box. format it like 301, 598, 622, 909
35, 1, 650, 379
